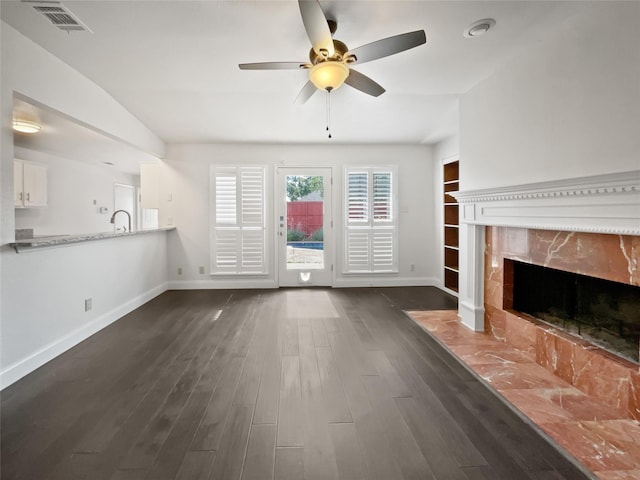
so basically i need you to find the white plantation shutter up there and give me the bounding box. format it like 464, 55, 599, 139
372, 231, 394, 269
241, 169, 264, 226
346, 230, 370, 270
344, 166, 398, 273
215, 172, 237, 225
214, 230, 240, 269
211, 166, 266, 274
241, 230, 265, 271
372, 172, 392, 222
347, 172, 369, 223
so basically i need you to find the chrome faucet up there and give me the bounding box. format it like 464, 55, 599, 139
110, 209, 132, 233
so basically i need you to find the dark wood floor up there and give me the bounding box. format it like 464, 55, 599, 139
1, 287, 591, 480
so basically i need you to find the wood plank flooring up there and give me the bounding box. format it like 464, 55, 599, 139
0, 288, 591, 480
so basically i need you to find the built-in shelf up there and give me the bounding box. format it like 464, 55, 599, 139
444, 247, 459, 272
443, 160, 459, 293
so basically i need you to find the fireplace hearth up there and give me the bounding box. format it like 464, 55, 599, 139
509, 259, 640, 363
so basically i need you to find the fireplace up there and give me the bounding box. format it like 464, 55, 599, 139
483, 226, 640, 420
507, 259, 640, 363
451, 170, 640, 419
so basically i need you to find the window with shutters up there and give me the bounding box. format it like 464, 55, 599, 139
344, 166, 398, 273
210, 166, 267, 274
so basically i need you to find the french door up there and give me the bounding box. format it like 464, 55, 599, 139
277, 167, 333, 286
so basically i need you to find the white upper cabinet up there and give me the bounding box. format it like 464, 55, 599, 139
15, 160, 48, 208
13, 160, 23, 207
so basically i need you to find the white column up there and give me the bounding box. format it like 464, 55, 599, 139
457, 220, 485, 331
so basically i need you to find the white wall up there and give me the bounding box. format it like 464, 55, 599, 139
14, 147, 139, 236
160, 143, 438, 288
1, 22, 169, 388
459, 3, 640, 191
1, 233, 168, 388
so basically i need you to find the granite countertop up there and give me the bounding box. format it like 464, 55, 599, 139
9, 227, 176, 252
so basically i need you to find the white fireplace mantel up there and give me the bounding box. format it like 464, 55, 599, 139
453, 170, 640, 235
450, 170, 639, 332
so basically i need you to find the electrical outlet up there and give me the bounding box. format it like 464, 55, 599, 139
199, 266, 205, 274
178, 267, 182, 275
84, 298, 92, 312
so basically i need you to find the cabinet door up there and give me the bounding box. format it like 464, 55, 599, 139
23, 162, 47, 207
14, 160, 24, 207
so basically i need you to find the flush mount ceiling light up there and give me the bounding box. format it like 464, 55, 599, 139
464, 18, 496, 38
13, 98, 43, 134
309, 61, 349, 91
12, 118, 41, 134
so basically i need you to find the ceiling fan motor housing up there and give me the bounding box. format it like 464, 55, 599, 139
309, 39, 355, 65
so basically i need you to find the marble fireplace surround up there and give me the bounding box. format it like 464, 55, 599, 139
453, 170, 640, 420
485, 226, 640, 421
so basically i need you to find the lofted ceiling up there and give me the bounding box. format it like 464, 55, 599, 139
2, 1, 589, 146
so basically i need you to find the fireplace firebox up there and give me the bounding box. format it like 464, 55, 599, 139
509, 259, 640, 363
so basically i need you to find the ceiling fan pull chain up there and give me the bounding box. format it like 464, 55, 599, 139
326, 89, 332, 139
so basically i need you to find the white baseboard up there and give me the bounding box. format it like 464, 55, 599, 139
168, 278, 278, 290
0, 282, 168, 390
170, 276, 438, 290
333, 276, 438, 288
431, 279, 460, 298
458, 300, 485, 331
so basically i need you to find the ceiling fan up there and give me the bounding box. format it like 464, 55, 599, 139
239, 0, 427, 104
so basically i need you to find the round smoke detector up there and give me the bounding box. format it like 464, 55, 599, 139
464, 18, 496, 38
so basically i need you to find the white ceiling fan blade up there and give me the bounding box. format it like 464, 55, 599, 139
294, 80, 318, 105
239, 62, 310, 70
346, 30, 426, 65
298, 0, 334, 57
344, 69, 385, 97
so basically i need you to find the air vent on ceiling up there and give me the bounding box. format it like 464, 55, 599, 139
24, 1, 92, 33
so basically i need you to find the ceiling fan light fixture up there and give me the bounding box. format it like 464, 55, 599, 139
309, 61, 349, 91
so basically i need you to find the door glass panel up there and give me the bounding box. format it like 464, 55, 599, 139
286, 175, 324, 270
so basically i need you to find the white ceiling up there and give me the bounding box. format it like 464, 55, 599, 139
2, 1, 588, 146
